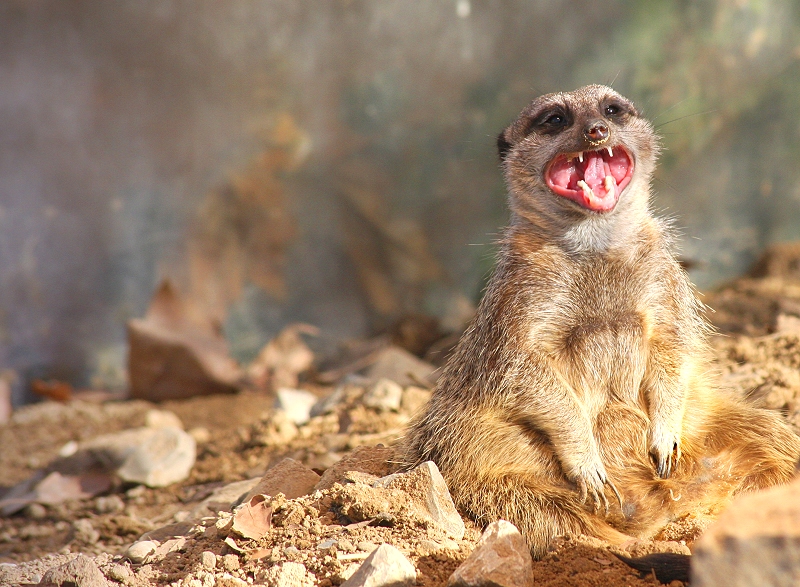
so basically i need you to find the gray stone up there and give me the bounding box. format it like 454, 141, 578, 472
82, 426, 196, 488
125, 540, 158, 564
362, 379, 403, 412
240, 458, 321, 503
375, 461, 465, 540
448, 520, 533, 587
191, 477, 261, 517
362, 346, 436, 387
144, 409, 184, 429
310, 386, 347, 417
95, 495, 125, 514
692, 476, 800, 587
340, 543, 416, 587
200, 551, 217, 570
39, 554, 109, 587
106, 563, 134, 584
275, 388, 318, 425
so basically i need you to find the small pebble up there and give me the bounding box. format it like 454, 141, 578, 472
107, 563, 134, 583
221, 554, 240, 572
357, 541, 378, 553
125, 540, 158, 564
24, 503, 47, 519
96, 495, 125, 514
200, 551, 217, 570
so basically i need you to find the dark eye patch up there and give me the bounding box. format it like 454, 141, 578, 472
527, 107, 572, 135
603, 99, 637, 119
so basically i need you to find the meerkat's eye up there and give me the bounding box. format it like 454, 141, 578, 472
604, 100, 635, 118
544, 113, 566, 125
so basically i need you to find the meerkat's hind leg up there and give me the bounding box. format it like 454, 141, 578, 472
455, 471, 632, 558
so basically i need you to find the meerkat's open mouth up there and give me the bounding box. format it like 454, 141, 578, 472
545, 146, 634, 212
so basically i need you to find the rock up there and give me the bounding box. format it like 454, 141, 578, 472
191, 477, 261, 518
241, 458, 320, 503
275, 388, 318, 425
127, 280, 242, 401
105, 563, 134, 584
0, 373, 12, 425
362, 379, 403, 412
189, 426, 211, 444
125, 540, 158, 564
200, 551, 216, 570
83, 426, 196, 487
247, 323, 317, 390
95, 495, 125, 515
362, 345, 436, 387
341, 543, 416, 587
315, 445, 395, 491
258, 561, 315, 587
692, 476, 800, 587
40, 554, 109, 587
448, 520, 533, 587
310, 386, 347, 417
24, 503, 47, 519
144, 409, 184, 429
375, 461, 465, 540
221, 554, 240, 572
138, 521, 194, 543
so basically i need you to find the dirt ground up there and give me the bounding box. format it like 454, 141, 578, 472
3, 243, 800, 587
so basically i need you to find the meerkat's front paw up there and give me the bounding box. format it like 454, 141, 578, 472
566, 456, 623, 514
649, 424, 681, 479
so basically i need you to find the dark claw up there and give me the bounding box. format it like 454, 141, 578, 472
607, 478, 624, 510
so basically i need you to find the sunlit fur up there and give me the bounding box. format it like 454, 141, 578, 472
400, 85, 800, 558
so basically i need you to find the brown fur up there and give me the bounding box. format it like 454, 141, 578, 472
400, 85, 800, 557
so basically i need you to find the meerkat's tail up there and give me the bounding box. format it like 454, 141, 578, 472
700, 397, 800, 492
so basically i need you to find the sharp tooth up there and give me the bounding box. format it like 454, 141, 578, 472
606, 147, 613, 157
578, 152, 584, 163
604, 175, 614, 193
577, 180, 595, 200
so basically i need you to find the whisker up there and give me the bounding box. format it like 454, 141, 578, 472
655, 109, 717, 129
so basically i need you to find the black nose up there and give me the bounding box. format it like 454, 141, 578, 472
584, 120, 609, 143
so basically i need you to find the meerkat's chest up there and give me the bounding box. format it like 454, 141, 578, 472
543, 269, 653, 405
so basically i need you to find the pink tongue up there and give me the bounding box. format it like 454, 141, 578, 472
582, 151, 606, 192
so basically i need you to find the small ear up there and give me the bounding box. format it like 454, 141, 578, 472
497, 131, 512, 161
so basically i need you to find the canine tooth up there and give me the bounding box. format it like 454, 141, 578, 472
606, 147, 613, 157
604, 175, 614, 193
578, 152, 584, 163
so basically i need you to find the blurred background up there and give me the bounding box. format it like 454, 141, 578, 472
3, 0, 800, 403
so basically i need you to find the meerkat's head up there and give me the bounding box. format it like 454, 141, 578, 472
497, 85, 658, 239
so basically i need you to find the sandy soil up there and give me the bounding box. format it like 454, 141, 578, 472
3, 243, 800, 587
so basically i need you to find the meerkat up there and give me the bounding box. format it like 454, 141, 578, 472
400, 85, 800, 557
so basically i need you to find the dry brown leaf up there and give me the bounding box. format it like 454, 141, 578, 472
231, 494, 273, 540
31, 379, 73, 402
